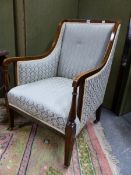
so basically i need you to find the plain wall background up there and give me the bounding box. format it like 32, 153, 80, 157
0, 0, 15, 56
25, 0, 78, 55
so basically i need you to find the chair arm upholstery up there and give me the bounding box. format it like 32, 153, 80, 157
80, 53, 112, 127
3, 52, 59, 86
16, 51, 60, 85
73, 66, 103, 87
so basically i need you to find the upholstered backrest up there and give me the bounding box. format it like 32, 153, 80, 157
57, 22, 114, 79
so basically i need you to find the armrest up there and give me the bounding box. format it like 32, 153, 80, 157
3, 53, 50, 67
80, 55, 113, 127
73, 65, 104, 87
16, 52, 60, 85
76, 62, 107, 120
2, 52, 60, 93
2, 49, 60, 86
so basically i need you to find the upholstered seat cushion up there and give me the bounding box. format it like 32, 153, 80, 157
8, 77, 81, 134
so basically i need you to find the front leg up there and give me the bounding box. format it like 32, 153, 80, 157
7, 107, 14, 130
64, 87, 77, 167
64, 120, 76, 167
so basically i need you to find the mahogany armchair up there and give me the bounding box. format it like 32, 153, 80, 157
3, 19, 120, 167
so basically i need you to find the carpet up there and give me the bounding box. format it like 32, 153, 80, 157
0, 99, 120, 175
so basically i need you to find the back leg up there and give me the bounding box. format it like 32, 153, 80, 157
94, 105, 102, 124
7, 107, 14, 130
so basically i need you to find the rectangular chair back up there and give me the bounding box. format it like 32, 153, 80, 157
57, 22, 114, 79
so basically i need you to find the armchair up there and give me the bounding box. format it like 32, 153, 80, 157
3, 19, 120, 167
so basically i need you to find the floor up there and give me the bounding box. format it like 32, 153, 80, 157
0, 99, 131, 175
101, 108, 131, 175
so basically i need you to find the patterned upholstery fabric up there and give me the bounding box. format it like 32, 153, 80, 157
17, 24, 65, 85
57, 22, 114, 79
8, 77, 81, 135
80, 25, 120, 129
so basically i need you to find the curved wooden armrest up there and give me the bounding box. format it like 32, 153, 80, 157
73, 65, 104, 87
2, 53, 54, 93
2, 52, 50, 67
2, 53, 49, 93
